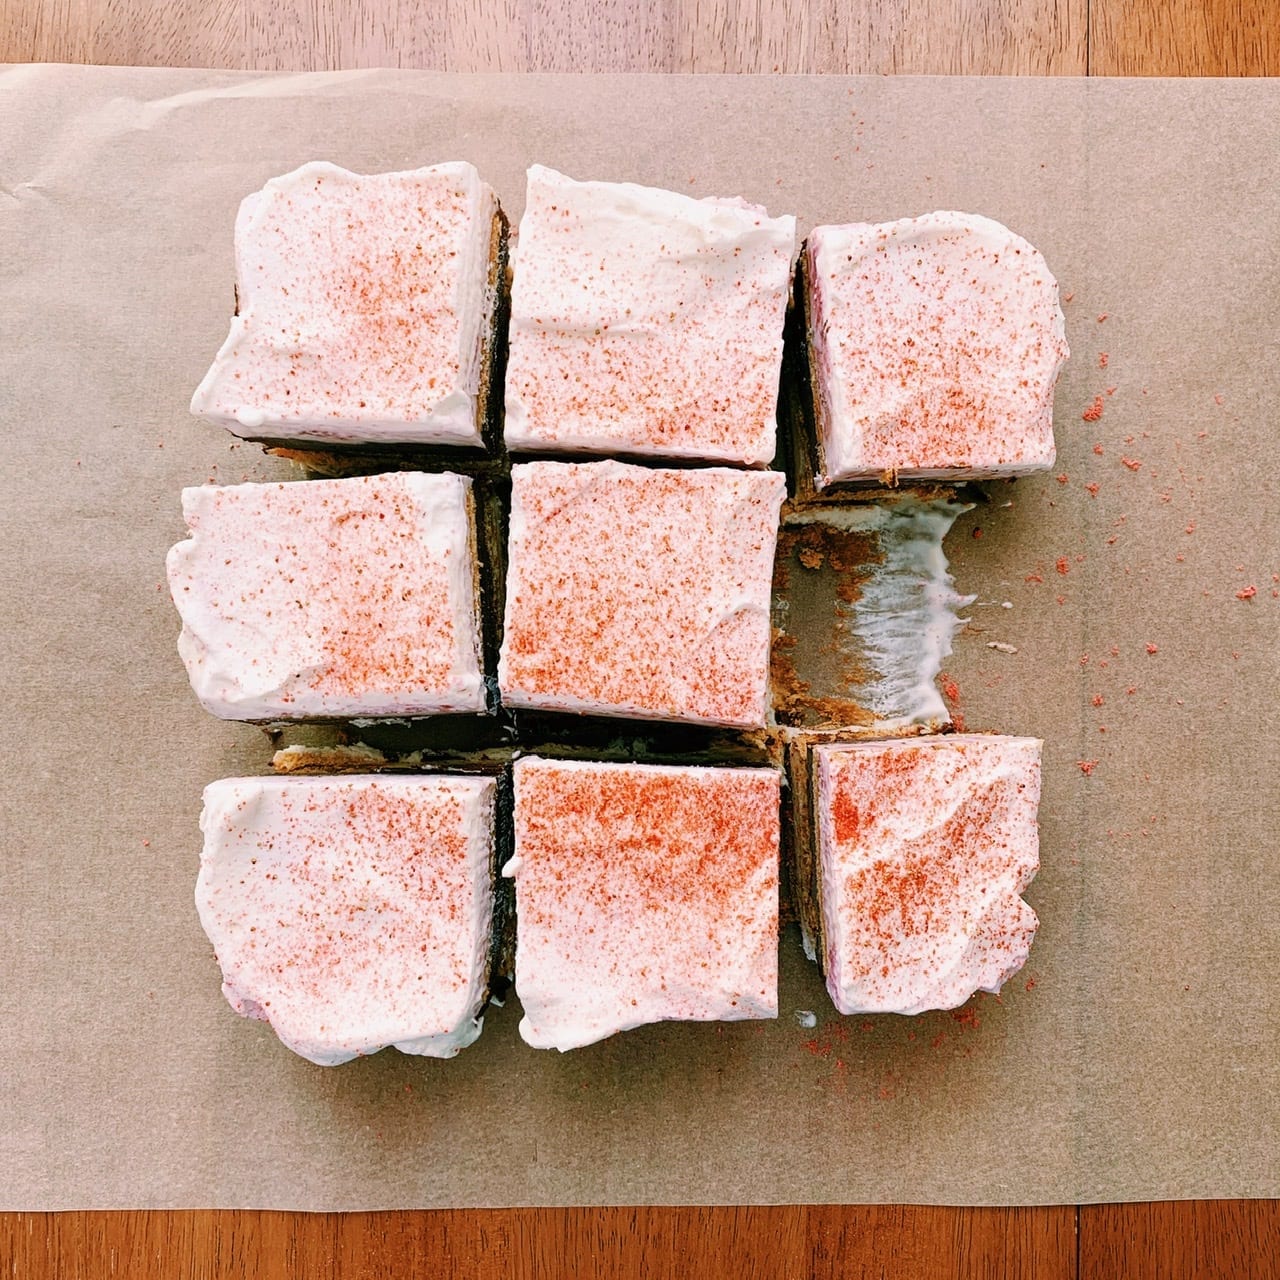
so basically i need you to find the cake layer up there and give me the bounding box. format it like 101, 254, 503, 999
190, 161, 501, 446
505, 756, 780, 1051
498, 460, 786, 728
504, 165, 796, 466
167, 472, 487, 720
813, 734, 1041, 1014
197, 773, 497, 1065
805, 212, 1068, 485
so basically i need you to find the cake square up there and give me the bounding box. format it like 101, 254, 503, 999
803, 212, 1068, 486
196, 773, 497, 1064
167, 471, 487, 720
503, 165, 796, 466
808, 734, 1041, 1015
506, 757, 780, 1050
498, 460, 786, 728
190, 161, 506, 447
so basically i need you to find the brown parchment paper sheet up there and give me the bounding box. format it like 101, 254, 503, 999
1, 66, 1277, 1210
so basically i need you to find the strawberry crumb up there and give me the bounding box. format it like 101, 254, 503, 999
1082, 396, 1104, 422
1093, 443, 1105, 455
1055, 557, 1070, 575
1214, 394, 1224, 406
1025, 977, 1038, 992
1146, 643, 1159, 655
1085, 482, 1100, 497
1077, 760, 1098, 776
1098, 352, 1109, 368
1121, 457, 1142, 471
1092, 694, 1104, 707
1236, 585, 1257, 600
1025, 572, 1044, 584
1097, 312, 1108, 322
1056, 474, 1069, 485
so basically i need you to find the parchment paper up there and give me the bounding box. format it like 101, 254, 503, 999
1, 66, 1277, 1210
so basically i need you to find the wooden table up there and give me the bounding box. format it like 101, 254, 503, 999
5, 3, 1278, 1274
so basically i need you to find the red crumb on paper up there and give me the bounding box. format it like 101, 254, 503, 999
1097, 312, 1108, 322
1099, 352, 1109, 368
1121, 457, 1142, 471
1105, 386, 1117, 396
1025, 977, 1038, 992
938, 672, 964, 730
1077, 760, 1099, 776
1092, 694, 1104, 707
1025, 572, 1044, 584
1214, 393, 1224, 405
1080, 654, 1091, 667
1056, 473, 1069, 485
1093, 443, 1105, 455
141, 839, 151, 848
951, 1007, 981, 1031
1055, 557, 1070, 576
1186, 521, 1196, 534
1085, 482, 1100, 497
1146, 643, 1159, 655
1236, 585, 1257, 600
1082, 396, 1104, 422
971, 527, 983, 539
1064, 291, 1075, 302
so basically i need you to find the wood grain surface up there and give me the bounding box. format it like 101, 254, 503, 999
4, 1, 1278, 1276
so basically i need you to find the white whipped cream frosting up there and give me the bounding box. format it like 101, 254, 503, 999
807, 212, 1068, 484
167, 471, 486, 720
498, 460, 786, 728
197, 773, 497, 1065
814, 734, 1041, 1015
504, 757, 780, 1051
505, 165, 796, 466
190, 161, 498, 445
